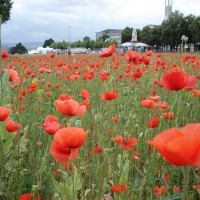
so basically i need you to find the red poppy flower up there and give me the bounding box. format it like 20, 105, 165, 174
54, 99, 82, 116
40, 115, 62, 135
58, 94, 74, 100
79, 101, 90, 110
173, 187, 180, 193
127, 50, 140, 64
45, 92, 52, 97
154, 186, 166, 195
19, 193, 34, 200
28, 82, 39, 93
99, 44, 116, 57
0, 106, 12, 121
91, 145, 102, 155
141, 56, 151, 65
163, 172, 170, 181
163, 112, 174, 120
184, 75, 197, 90
50, 127, 88, 162
147, 116, 159, 128
146, 50, 153, 56
149, 96, 160, 102
161, 69, 196, 91
192, 90, 200, 96
5, 119, 22, 132
148, 123, 200, 166
100, 71, 110, 81
156, 101, 171, 110
50, 53, 55, 58
193, 185, 200, 189
81, 89, 90, 100
141, 99, 157, 108
1, 50, 9, 58
54, 83, 61, 88
112, 115, 119, 123
121, 137, 137, 150
111, 135, 137, 150
111, 135, 123, 144
110, 184, 127, 193
9, 69, 20, 84
46, 82, 51, 88
100, 91, 118, 100
131, 151, 141, 159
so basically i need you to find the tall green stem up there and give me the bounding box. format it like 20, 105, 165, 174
0, 15, 3, 106
182, 166, 189, 200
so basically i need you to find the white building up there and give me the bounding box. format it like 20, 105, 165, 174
96, 29, 123, 44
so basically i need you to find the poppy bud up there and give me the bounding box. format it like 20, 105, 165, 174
94, 114, 102, 124
75, 120, 82, 127
123, 87, 129, 96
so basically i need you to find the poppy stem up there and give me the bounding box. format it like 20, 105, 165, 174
182, 166, 190, 200
0, 15, 3, 106
88, 110, 96, 200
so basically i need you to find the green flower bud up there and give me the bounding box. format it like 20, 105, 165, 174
94, 114, 103, 124
75, 120, 82, 127
123, 87, 129, 96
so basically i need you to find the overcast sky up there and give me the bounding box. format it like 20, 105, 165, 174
2, 0, 200, 43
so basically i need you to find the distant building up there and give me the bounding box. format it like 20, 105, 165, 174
96, 29, 123, 44
165, 0, 172, 20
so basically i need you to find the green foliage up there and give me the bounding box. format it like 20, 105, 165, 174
188, 16, 200, 43
8, 42, 27, 54
0, 70, 10, 106
138, 10, 200, 49
98, 34, 110, 42
53, 170, 82, 199
0, 0, 13, 24
121, 26, 133, 43
161, 11, 187, 46
50, 41, 70, 49
43, 38, 54, 48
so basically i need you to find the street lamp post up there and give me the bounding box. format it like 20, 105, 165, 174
68, 26, 71, 43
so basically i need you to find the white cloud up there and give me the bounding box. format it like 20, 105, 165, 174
2, 0, 200, 43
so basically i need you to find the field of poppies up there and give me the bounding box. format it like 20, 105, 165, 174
0, 46, 200, 200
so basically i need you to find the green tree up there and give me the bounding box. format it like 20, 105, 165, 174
93, 39, 105, 49
136, 29, 141, 42
188, 16, 200, 44
0, 0, 13, 23
148, 26, 162, 50
140, 26, 152, 44
51, 41, 70, 49
121, 27, 132, 43
183, 14, 196, 43
43, 38, 54, 48
83, 36, 91, 49
104, 38, 117, 47
9, 42, 27, 54
0, 0, 13, 75
98, 34, 110, 41
161, 11, 186, 48
71, 40, 83, 48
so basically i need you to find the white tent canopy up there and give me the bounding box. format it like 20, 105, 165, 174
120, 41, 150, 47
36, 46, 53, 54
28, 50, 38, 55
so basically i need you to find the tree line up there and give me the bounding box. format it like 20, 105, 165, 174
49, 10, 200, 51
138, 11, 200, 50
